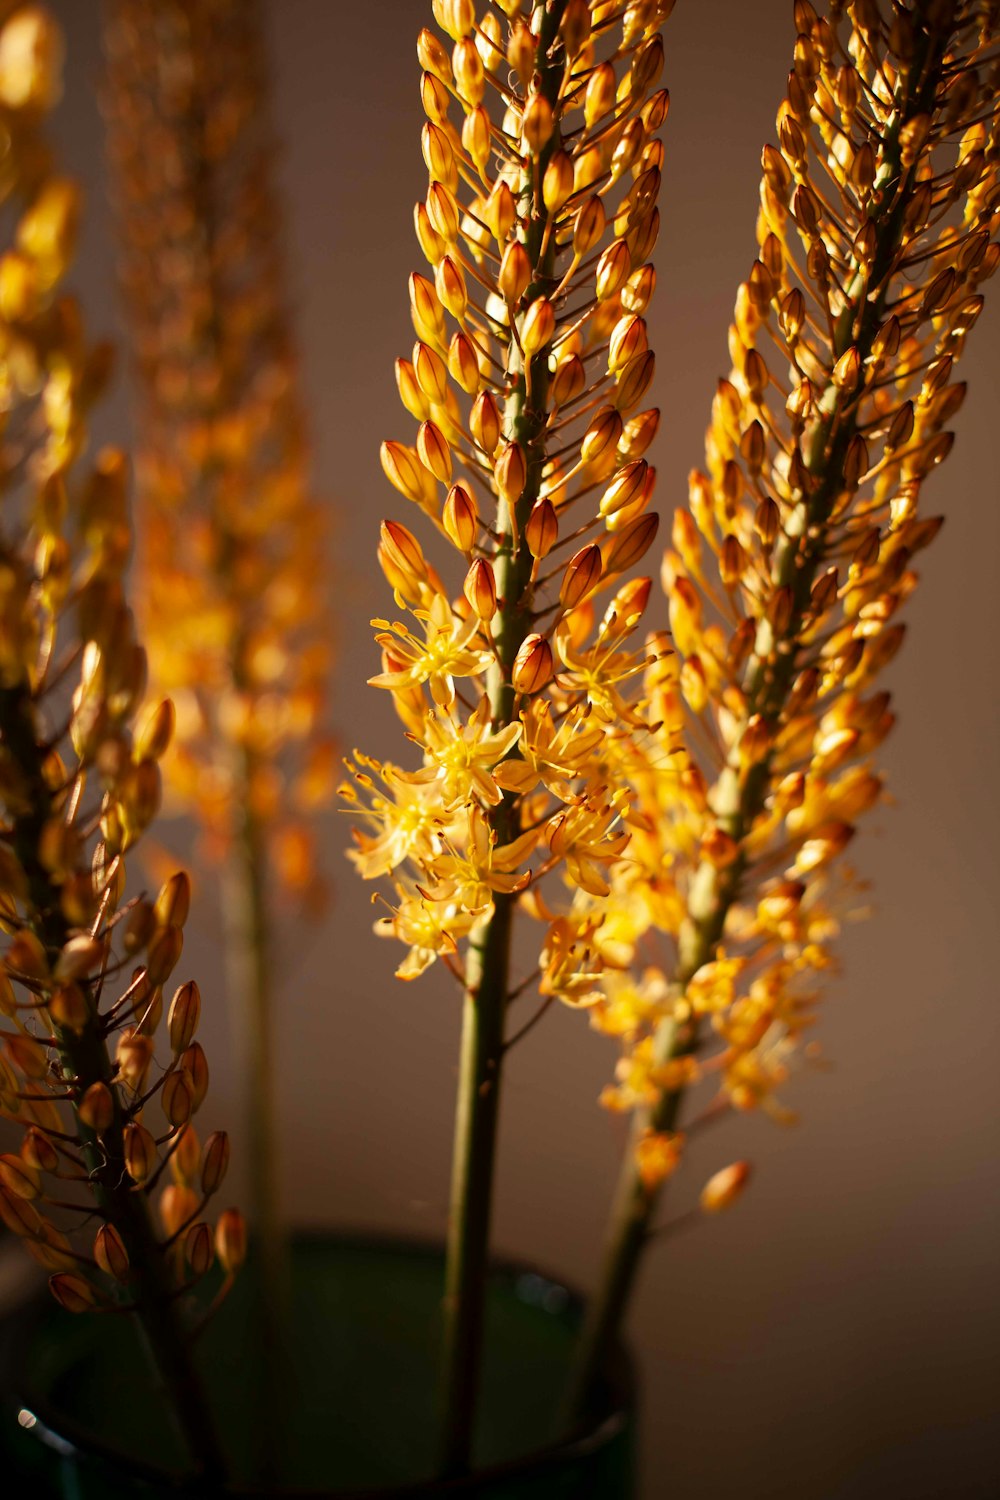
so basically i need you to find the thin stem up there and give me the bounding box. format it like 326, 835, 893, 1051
220, 752, 289, 1484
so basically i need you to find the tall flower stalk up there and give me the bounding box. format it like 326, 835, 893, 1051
0, 4, 241, 1481
346, 0, 674, 1474
564, 0, 1000, 1420
102, 0, 332, 1330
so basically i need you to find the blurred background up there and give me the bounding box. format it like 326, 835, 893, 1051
38, 2, 1000, 1496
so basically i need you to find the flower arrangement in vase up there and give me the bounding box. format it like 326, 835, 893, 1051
0, 0, 997, 1495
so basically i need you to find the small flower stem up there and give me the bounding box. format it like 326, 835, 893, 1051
561, 19, 949, 1427
439, 4, 569, 1476
220, 749, 289, 1483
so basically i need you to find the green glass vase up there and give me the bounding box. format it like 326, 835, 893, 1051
0, 1235, 635, 1497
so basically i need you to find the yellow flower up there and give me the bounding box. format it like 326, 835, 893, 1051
397, 696, 522, 807
344, 757, 454, 879
369, 595, 493, 709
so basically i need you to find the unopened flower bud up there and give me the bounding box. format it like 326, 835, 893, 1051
526, 498, 558, 559
201, 1131, 231, 1197
216, 1208, 247, 1273
464, 558, 497, 620
124, 1122, 157, 1184
94, 1223, 130, 1282
498, 240, 531, 304
495, 442, 527, 506
78, 1081, 114, 1135
512, 634, 553, 694
560, 544, 603, 610
185, 1221, 215, 1278
700, 1161, 752, 1214
443, 483, 479, 551
49, 1273, 96, 1314
521, 297, 555, 356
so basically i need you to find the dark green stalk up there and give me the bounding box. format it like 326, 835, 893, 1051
439, 2, 568, 1477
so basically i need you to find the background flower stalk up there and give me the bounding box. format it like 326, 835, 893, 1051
0, 4, 241, 1479
102, 0, 333, 1403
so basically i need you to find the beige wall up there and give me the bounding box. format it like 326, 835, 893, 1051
49, 3, 1000, 1496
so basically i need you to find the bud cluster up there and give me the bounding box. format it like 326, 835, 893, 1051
0, 4, 241, 1319
347, 0, 677, 1001
103, 0, 332, 900
581, 0, 1000, 1195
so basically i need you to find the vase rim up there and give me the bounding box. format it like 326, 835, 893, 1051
1, 1228, 634, 1497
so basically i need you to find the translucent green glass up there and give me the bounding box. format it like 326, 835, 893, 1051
0, 1236, 635, 1497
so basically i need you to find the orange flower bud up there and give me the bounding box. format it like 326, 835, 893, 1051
464, 558, 497, 621
421, 120, 455, 188
0, 1153, 40, 1200
180, 1042, 209, 1110
167, 980, 201, 1054
381, 521, 427, 582
216, 1207, 247, 1273
512, 634, 553, 695
448, 332, 480, 394
470, 391, 501, 455
584, 62, 616, 126
412, 341, 449, 405
124, 1121, 157, 1184
599, 459, 648, 518
582, 407, 624, 466
462, 106, 491, 174
116, 1028, 153, 1092
22, 1128, 58, 1175
94, 1223, 130, 1282
145, 923, 183, 986
48, 982, 88, 1033
543, 150, 574, 213
162, 1067, 195, 1129
160, 1184, 198, 1239
417, 28, 452, 84
435, 255, 466, 319
522, 92, 554, 153
560, 544, 603, 610
495, 442, 527, 506
171, 1123, 201, 1188
443, 483, 479, 551
498, 240, 531, 304
604, 512, 659, 575
453, 37, 485, 104
417, 420, 453, 484
133, 698, 174, 761
700, 1161, 752, 1214
521, 297, 555, 356
551, 353, 585, 408
78, 1081, 114, 1135
525, 498, 558, 559
573, 195, 605, 256
185, 1221, 215, 1278
49, 1273, 96, 1314
201, 1131, 231, 1197
615, 350, 655, 412
420, 69, 451, 123
596, 240, 632, 301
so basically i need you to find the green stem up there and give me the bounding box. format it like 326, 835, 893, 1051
439, 3, 569, 1476
0, 681, 227, 1482
220, 753, 289, 1483
563, 17, 951, 1427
